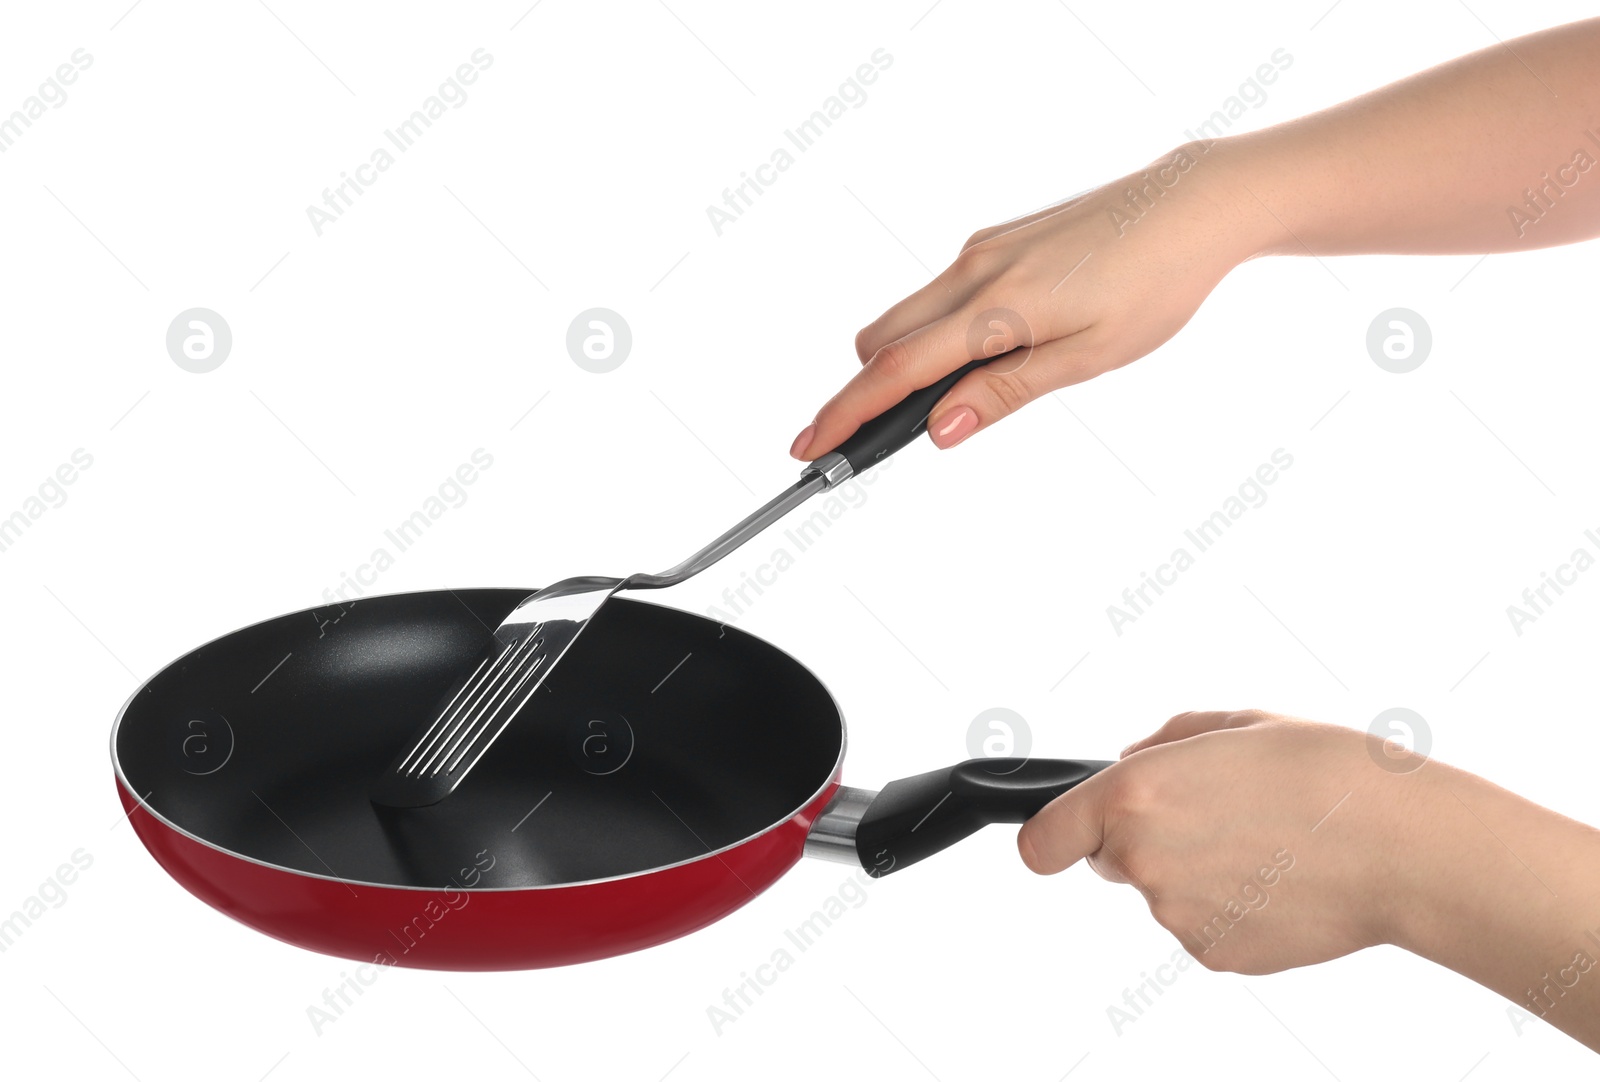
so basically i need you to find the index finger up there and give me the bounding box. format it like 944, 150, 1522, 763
795, 309, 977, 460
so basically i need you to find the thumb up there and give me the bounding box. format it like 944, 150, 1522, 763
1016, 764, 1114, 875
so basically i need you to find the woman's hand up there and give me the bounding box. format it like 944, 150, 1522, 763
790, 142, 1271, 459
1018, 710, 1410, 974
1018, 709, 1600, 1049
792, 18, 1600, 462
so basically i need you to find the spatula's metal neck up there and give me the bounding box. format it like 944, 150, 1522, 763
626, 453, 854, 590
802, 451, 855, 488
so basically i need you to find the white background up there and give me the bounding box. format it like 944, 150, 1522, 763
2, 0, 1597, 1077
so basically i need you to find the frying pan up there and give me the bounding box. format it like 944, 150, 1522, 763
112, 588, 1108, 970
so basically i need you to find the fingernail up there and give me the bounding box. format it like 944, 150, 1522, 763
789, 422, 817, 460
930, 406, 977, 448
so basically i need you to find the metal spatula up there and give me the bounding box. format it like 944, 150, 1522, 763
370, 358, 990, 808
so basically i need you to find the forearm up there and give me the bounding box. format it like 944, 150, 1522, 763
1219, 17, 1600, 256
1391, 761, 1600, 1048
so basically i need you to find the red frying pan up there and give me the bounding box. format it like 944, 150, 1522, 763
113, 588, 1107, 970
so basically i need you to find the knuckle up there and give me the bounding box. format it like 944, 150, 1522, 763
1102, 772, 1150, 823
978, 370, 1030, 416
868, 339, 916, 380
853, 326, 877, 364
952, 241, 1000, 275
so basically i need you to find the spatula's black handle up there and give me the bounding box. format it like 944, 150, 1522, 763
854, 757, 1113, 877
832, 357, 991, 475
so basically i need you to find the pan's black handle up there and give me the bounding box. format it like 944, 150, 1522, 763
831, 357, 992, 475
854, 758, 1113, 877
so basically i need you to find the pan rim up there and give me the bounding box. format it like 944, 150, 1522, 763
109, 586, 849, 893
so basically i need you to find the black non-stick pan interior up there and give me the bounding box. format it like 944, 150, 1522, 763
115, 591, 844, 889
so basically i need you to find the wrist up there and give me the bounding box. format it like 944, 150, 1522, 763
1365, 758, 1464, 956
1183, 134, 1293, 265
1376, 759, 1594, 980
